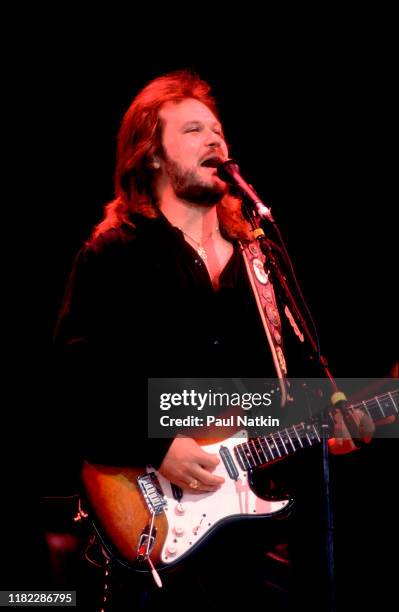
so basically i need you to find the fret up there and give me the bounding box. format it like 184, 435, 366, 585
311, 425, 321, 443
277, 431, 288, 455
233, 445, 243, 470
286, 426, 303, 451
376, 392, 398, 417
263, 435, 275, 460
244, 441, 257, 467
388, 391, 398, 413
279, 428, 295, 454
296, 423, 312, 448
250, 439, 262, 465
362, 400, 372, 419
256, 437, 271, 463
353, 391, 399, 423
256, 437, 270, 463
375, 396, 386, 418
292, 424, 304, 449
234, 445, 251, 471
232, 389, 397, 473
284, 428, 296, 452
240, 445, 252, 470
304, 426, 316, 444
364, 399, 381, 420
269, 433, 282, 457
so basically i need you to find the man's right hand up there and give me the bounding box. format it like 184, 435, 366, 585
158, 437, 225, 492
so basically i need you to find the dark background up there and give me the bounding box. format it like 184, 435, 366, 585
7, 23, 398, 607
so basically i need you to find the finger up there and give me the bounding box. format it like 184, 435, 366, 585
189, 482, 222, 493
174, 478, 206, 492
172, 475, 222, 493
375, 415, 396, 426
350, 409, 375, 438
174, 476, 219, 493
172, 478, 195, 491
332, 412, 352, 439
192, 465, 225, 486
197, 451, 220, 469
359, 414, 375, 437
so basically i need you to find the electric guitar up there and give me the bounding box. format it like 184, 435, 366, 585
81, 389, 398, 575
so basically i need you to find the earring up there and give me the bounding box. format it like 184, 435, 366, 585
152, 158, 160, 169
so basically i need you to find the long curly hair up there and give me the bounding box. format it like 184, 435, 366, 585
92, 70, 251, 242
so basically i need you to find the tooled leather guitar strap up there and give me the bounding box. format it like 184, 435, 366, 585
239, 240, 289, 406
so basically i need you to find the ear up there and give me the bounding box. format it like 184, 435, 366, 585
151, 156, 160, 169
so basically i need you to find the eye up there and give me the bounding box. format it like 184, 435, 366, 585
185, 126, 201, 133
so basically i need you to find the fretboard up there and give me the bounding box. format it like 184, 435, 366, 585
233, 390, 398, 471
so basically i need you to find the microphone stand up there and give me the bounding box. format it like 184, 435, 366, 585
242, 197, 338, 612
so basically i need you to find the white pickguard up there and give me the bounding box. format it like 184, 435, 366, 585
147, 430, 291, 565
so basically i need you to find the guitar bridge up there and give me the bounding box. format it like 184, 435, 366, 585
137, 472, 167, 515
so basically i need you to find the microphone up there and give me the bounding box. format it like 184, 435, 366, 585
216, 159, 274, 222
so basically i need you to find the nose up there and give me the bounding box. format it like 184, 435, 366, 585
206, 129, 223, 147
205, 129, 225, 153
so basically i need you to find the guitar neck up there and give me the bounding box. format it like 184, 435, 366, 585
233, 390, 398, 471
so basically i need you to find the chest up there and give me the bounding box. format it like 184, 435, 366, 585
202, 237, 234, 290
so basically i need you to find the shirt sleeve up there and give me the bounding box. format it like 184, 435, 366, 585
53, 239, 173, 470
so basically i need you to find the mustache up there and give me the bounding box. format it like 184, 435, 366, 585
199, 152, 227, 167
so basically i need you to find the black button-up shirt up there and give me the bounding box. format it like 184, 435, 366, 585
55, 213, 307, 467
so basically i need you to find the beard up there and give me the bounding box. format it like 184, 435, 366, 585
165, 156, 227, 206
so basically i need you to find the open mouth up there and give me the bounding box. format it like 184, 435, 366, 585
200, 156, 223, 168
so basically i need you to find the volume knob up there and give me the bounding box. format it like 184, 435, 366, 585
175, 503, 185, 515
173, 526, 184, 537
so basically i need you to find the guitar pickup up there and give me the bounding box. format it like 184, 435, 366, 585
219, 445, 239, 480
137, 472, 167, 515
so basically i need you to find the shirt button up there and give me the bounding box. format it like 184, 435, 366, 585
194, 258, 202, 265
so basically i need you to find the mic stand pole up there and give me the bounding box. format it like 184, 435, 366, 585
243, 200, 338, 612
